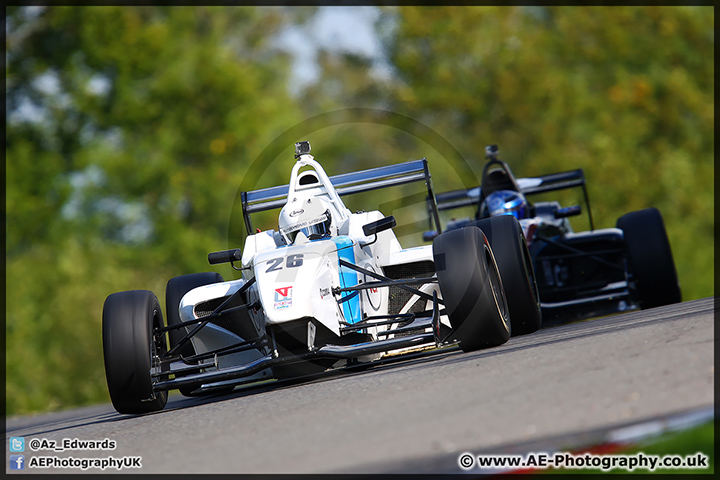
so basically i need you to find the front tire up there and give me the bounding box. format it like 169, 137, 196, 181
470, 216, 542, 335
617, 208, 681, 309
433, 226, 511, 352
102, 290, 168, 414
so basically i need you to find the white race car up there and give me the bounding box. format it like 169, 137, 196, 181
102, 141, 540, 414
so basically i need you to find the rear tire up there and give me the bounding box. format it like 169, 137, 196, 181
469, 216, 542, 335
165, 272, 228, 396
433, 226, 511, 352
617, 208, 681, 309
102, 290, 168, 414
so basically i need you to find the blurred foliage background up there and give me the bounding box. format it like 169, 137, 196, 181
5, 6, 713, 415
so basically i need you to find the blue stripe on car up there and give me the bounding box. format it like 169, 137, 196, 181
332, 236, 361, 324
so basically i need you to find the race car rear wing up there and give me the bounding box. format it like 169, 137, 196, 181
241, 158, 443, 236
431, 168, 595, 230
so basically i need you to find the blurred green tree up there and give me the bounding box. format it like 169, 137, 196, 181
5, 5, 306, 414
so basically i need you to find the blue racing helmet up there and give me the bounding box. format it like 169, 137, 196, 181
482, 190, 529, 219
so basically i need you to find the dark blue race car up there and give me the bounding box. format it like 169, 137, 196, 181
426, 145, 681, 324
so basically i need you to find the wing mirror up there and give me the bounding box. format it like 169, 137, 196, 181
362, 216, 396, 236
423, 231, 439, 242
554, 205, 581, 219
208, 248, 242, 265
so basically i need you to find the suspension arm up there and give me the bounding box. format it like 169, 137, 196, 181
338, 259, 444, 305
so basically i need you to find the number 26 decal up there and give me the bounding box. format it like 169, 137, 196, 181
266, 254, 304, 272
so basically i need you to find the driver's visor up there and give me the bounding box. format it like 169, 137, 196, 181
280, 213, 329, 243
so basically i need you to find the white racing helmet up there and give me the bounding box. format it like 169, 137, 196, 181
278, 196, 333, 244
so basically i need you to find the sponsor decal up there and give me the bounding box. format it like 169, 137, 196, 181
289, 209, 304, 217
319, 287, 331, 299
280, 213, 328, 234
274, 286, 293, 309
362, 267, 382, 311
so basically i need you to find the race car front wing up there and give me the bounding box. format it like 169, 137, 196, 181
151, 270, 452, 393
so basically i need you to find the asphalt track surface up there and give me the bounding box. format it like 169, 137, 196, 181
5, 297, 714, 474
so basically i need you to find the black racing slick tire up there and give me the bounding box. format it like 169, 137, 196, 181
102, 290, 168, 414
617, 208, 681, 309
469, 215, 542, 335
165, 272, 226, 397
433, 226, 511, 352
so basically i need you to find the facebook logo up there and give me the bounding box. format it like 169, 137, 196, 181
9, 436, 25, 452
10, 455, 25, 470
